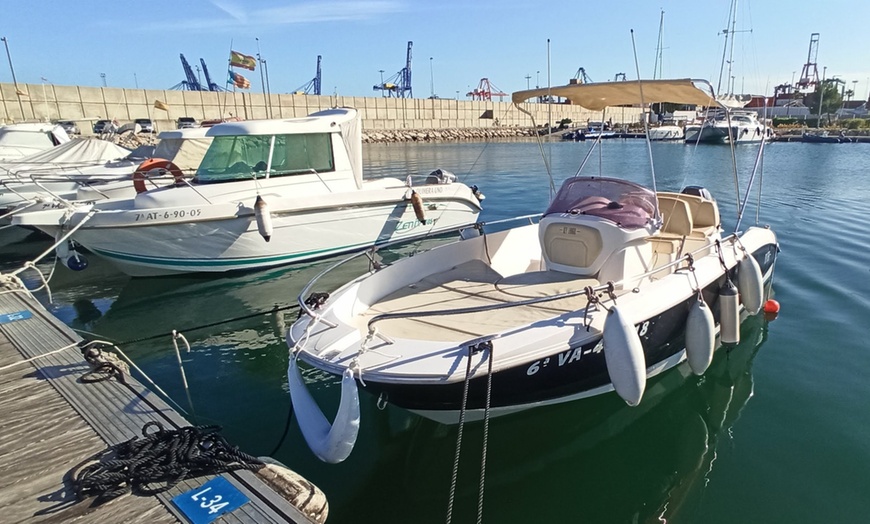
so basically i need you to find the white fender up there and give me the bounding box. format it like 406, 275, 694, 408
55, 234, 70, 259
254, 195, 273, 242
737, 254, 763, 315
685, 295, 715, 375
719, 279, 740, 345
603, 306, 647, 406
287, 355, 360, 463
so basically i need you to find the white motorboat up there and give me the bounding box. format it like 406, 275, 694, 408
14, 108, 484, 276
0, 128, 212, 212
0, 122, 71, 161
284, 79, 778, 463
648, 124, 684, 141
684, 109, 772, 144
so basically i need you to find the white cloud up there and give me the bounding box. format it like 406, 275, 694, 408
147, 1, 404, 32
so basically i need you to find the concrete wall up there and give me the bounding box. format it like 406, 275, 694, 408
0, 82, 643, 134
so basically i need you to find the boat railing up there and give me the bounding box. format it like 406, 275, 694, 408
298, 220, 740, 339
296, 214, 542, 326
363, 232, 742, 337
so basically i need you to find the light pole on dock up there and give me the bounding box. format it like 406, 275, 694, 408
1, 37, 26, 119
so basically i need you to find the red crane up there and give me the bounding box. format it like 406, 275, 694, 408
466, 78, 508, 101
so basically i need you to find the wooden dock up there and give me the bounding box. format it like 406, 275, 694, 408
0, 280, 325, 524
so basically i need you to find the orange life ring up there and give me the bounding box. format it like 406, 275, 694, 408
133, 158, 185, 194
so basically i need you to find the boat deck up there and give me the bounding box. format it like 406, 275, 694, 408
0, 281, 321, 523
363, 260, 600, 342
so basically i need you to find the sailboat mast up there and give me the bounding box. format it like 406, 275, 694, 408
716, 0, 737, 95
726, 0, 738, 95
653, 9, 665, 80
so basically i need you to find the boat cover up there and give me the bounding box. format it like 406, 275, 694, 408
512, 79, 719, 110
0, 138, 132, 178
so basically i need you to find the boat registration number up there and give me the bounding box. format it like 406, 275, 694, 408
134, 209, 203, 221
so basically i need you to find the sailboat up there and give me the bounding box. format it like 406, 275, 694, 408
284, 78, 778, 464
684, 0, 772, 144
648, 9, 685, 142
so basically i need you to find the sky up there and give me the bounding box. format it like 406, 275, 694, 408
2, 0, 869, 101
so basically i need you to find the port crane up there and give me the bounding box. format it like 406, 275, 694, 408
199, 58, 225, 91
171, 54, 224, 91
466, 78, 508, 101
373, 42, 412, 98
797, 33, 820, 91
569, 67, 593, 85
293, 55, 322, 95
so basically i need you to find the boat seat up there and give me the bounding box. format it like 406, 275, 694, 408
657, 196, 693, 236
658, 192, 720, 238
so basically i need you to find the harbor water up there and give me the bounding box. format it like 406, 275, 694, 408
3, 138, 870, 523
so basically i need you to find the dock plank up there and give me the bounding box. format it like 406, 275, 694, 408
0, 283, 320, 524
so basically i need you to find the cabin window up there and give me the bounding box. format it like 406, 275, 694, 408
195, 133, 334, 183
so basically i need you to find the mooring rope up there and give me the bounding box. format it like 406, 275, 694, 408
446, 348, 474, 524
117, 304, 299, 346
477, 346, 494, 524
72, 421, 264, 504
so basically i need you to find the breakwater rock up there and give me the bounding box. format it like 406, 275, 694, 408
363, 127, 539, 143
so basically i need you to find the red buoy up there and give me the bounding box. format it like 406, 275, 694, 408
763, 299, 780, 313
763, 299, 780, 320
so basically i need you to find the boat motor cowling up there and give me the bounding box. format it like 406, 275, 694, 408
681, 186, 713, 201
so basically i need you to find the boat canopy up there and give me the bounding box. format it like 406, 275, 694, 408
544, 177, 657, 229
512, 79, 719, 110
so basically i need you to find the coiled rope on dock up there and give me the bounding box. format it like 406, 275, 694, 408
73, 421, 264, 504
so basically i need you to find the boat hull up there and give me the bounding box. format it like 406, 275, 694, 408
356, 243, 775, 423
47, 195, 479, 276
294, 225, 777, 424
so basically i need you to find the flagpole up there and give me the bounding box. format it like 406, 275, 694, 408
222, 39, 233, 119
256, 37, 269, 118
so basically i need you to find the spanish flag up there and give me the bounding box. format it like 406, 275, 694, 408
153, 99, 169, 111
230, 50, 256, 71
229, 71, 251, 89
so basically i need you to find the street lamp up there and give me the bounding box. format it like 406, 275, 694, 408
100, 73, 107, 87
429, 57, 434, 98
40, 76, 50, 121
525, 74, 531, 90
536, 70, 540, 89
1, 36, 25, 118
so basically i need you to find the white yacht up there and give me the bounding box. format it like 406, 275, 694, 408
15, 108, 483, 276
684, 109, 772, 144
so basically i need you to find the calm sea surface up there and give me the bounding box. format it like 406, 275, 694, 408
3, 138, 870, 523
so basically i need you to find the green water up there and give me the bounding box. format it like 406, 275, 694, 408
4, 139, 870, 523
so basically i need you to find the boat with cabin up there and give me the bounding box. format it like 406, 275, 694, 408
283, 79, 778, 463
14, 108, 484, 276
684, 108, 772, 144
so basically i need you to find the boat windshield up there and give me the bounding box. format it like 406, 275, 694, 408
544, 177, 657, 229
194, 133, 335, 183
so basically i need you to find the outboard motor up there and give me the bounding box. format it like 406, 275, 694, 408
426, 168, 457, 185
681, 185, 713, 201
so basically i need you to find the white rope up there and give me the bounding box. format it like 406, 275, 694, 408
0, 342, 79, 371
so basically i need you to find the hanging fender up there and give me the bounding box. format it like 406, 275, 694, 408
254, 195, 273, 242
133, 158, 184, 194
685, 294, 715, 375
602, 306, 647, 406
737, 254, 763, 315
287, 355, 360, 463
410, 190, 427, 224
719, 278, 740, 345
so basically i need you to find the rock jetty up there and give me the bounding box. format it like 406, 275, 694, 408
362, 127, 539, 143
